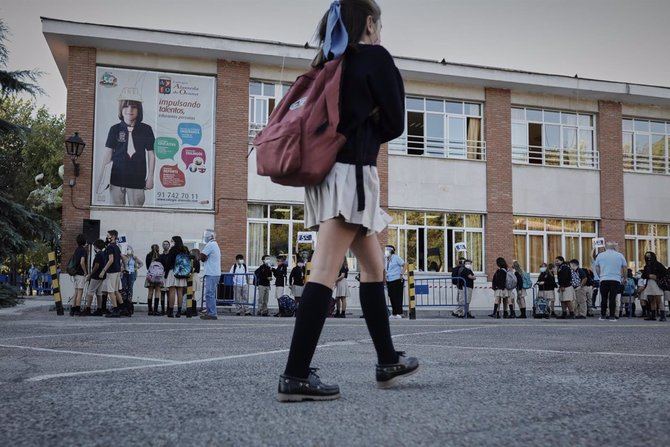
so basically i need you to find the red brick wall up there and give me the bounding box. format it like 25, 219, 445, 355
484, 88, 513, 279
61, 46, 96, 259
597, 100, 625, 247
214, 60, 250, 267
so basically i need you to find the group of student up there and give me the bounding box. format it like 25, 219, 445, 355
487, 242, 669, 322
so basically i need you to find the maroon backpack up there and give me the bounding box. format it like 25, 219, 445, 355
252, 58, 346, 186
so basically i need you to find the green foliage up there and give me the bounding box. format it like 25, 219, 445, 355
0, 194, 59, 263
0, 283, 22, 308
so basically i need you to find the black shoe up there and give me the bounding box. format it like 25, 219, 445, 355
167, 309, 174, 318
199, 314, 218, 320
495, 312, 501, 319
503, 312, 509, 319
91, 309, 104, 317
488, 313, 496, 318
376, 351, 420, 389
105, 308, 121, 318
466, 312, 475, 319
277, 368, 340, 403
79, 308, 91, 317
341, 313, 346, 318
660, 311, 667, 322
175, 309, 182, 318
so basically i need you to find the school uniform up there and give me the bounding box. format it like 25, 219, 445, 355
335, 265, 349, 298
289, 266, 305, 300
88, 250, 107, 297
513, 271, 527, 308
304, 44, 404, 236
104, 242, 122, 294
455, 266, 474, 316
557, 264, 575, 302
72, 245, 88, 290
492, 268, 509, 300
573, 268, 589, 317
273, 263, 288, 299
230, 263, 249, 313
164, 247, 188, 288
255, 264, 272, 315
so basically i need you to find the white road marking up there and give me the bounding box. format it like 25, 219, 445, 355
0, 343, 180, 364
397, 343, 670, 359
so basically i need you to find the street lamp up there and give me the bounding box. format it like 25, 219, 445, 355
65, 132, 86, 177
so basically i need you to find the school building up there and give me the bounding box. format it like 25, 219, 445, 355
43, 18, 670, 309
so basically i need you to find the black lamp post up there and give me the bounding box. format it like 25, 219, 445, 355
65, 132, 86, 177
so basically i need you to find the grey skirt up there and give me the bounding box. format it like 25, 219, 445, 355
304, 162, 391, 236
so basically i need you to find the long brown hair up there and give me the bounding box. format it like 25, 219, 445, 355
311, 0, 381, 68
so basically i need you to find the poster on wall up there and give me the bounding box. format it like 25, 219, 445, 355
92, 67, 215, 210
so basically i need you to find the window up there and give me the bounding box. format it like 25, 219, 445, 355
513, 217, 598, 273
387, 210, 485, 273
625, 222, 670, 272
248, 80, 291, 143
389, 97, 485, 160
511, 107, 598, 168
622, 118, 669, 174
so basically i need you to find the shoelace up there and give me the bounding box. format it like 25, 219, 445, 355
308, 367, 320, 379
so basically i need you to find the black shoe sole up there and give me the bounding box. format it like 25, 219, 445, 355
276, 392, 341, 403
376, 365, 420, 389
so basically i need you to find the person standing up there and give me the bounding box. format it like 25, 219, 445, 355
273, 255, 288, 299
102, 230, 127, 318
511, 260, 529, 318
490, 257, 509, 319
537, 262, 557, 317
570, 259, 589, 319
84, 239, 107, 316
640, 251, 666, 321
69, 234, 89, 316
157, 240, 170, 315
593, 241, 627, 321
164, 236, 190, 318
385, 245, 405, 319
555, 256, 575, 319
230, 254, 250, 316
145, 244, 163, 316
456, 259, 475, 318
199, 230, 221, 320
28, 265, 39, 296
121, 245, 143, 313
289, 259, 306, 306
334, 258, 349, 318
451, 257, 466, 318
255, 255, 273, 316
278, 0, 417, 402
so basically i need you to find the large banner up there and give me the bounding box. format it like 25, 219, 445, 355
93, 67, 215, 209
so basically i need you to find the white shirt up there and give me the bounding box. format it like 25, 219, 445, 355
230, 263, 248, 286
201, 240, 221, 276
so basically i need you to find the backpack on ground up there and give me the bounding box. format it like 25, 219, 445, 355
147, 261, 165, 285
173, 253, 192, 279
252, 57, 346, 187
521, 272, 532, 289
505, 270, 518, 290
534, 296, 549, 318
66, 255, 78, 277
277, 294, 296, 317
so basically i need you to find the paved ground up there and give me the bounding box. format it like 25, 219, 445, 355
1, 300, 669, 447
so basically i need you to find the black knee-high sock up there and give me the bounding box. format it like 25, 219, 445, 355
283, 282, 332, 378
360, 282, 399, 365
153, 297, 159, 312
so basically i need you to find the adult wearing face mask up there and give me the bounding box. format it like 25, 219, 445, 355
199, 230, 221, 320
385, 245, 405, 319
536, 262, 557, 318
230, 254, 250, 316
255, 255, 273, 316
640, 251, 667, 322
290, 259, 306, 306
593, 241, 627, 321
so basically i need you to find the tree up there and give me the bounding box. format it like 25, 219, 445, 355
0, 19, 59, 304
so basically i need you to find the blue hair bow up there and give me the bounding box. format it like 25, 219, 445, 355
322, 1, 348, 60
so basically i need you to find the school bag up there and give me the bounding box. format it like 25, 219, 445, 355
66, 255, 78, 277
505, 270, 518, 290
451, 265, 462, 286
252, 57, 346, 187
534, 296, 550, 319
173, 253, 192, 279
658, 267, 670, 291
623, 278, 636, 296
521, 272, 532, 289
277, 294, 296, 317
147, 261, 165, 285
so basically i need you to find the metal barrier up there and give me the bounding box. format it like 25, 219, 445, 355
216, 273, 257, 314
410, 275, 469, 316
531, 283, 632, 318
512, 145, 599, 169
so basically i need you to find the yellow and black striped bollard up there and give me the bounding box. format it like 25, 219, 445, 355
305, 261, 312, 284
48, 251, 64, 316
408, 264, 416, 320
186, 275, 194, 318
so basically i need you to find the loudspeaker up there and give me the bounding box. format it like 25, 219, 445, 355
82, 219, 101, 244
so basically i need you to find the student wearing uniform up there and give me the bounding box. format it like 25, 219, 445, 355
455, 259, 475, 318
102, 230, 126, 318
537, 262, 557, 317
255, 255, 273, 316
231, 254, 250, 316
279, 0, 418, 402
334, 258, 349, 318
96, 88, 155, 207
82, 239, 107, 316
511, 260, 528, 319
555, 256, 575, 319
70, 234, 89, 316
273, 255, 288, 299
490, 257, 509, 319
164, 236, 189, 318
451, 257, 466, 318
145, 244, 162, 316
289, 259, 306, 306
570, 259, 589, 319
640, 251, 667, 321
157, 240, 170, 315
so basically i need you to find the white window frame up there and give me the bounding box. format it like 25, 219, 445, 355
622, 118, 670, 175
248, 80, 291, 144
625, 222, 670, 272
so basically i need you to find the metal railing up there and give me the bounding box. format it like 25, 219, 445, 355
512, 145, 599, 169
248, 122, 265, 146
623, 153, 669, 174
409, 276, 469, 315
389, 136, 486, 160
215, 273, 257, 313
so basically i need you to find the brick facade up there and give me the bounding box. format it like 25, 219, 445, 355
484, 88, 514, 279
214, 60, 250, 266
61, 46, 96, 259
377, 142, 389, 247
597, 101, 625, 247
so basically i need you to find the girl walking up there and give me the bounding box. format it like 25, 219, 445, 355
641, 251, 667, 321
278, 0, 418, 402
334, 258, 349, 318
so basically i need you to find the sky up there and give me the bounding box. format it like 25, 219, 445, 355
1, 0, 669, 116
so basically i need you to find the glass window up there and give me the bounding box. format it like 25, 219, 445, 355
425, 213, 445, 226
465, 103, 481, 116
249, 81, 262, 95
248, 222, 266, 266
527, 218, 545, 231
513, 217, 527, 230
262, 82, 274, 96
544, 125, 560, 148
465, 214, 483, 228
292, 205, 304, 221
651, 134, 666, 173
651, 121, 666, 133
622, 119, 634, 132
544, 110, 560, 123
406, 97, 424, 110
446, 101, 463, 115
448, 116, 466, 156
563, 127, 577, 150
427, 229, 445, 272
634, 120, 650, 132
512, 123, 527, 147
467, 231, 483, 272
529, 235, 544, 271
426, 113, 445, 154
270, 205, 291, 220
389, 210, 404, 225
426, 99, 443, 113
526, 109, 542, 122
269, 223, 289, 256
581, 220, 596, 233
247, 204, 267, 218
547, 219, 563, 232
562, 112, 578, 126
407, 111, 425, 154
514, 235, 527, 271
511, 108, 525, 121
446, 213, 464, 227
406, 211, 424, 226
564, 219, 579, 232
578, 114, 592, 127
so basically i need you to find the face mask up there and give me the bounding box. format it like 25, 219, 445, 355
264, 259, 271, 266
384, 249, 392, 257
540, 267, 547, 273
464, 264, 472, 270
237, 259, 244, 265
298, 263, 304, 268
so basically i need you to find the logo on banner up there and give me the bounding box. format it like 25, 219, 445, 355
592, 237, 605, 248
99, 72, 118, 87
455, 242, 467, 252
297, 231, 317, 244
158, 78, 172, 94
